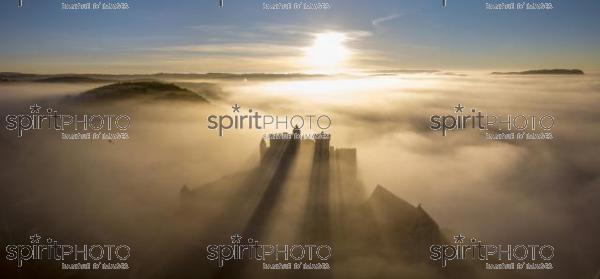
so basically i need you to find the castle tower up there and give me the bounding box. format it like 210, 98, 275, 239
335, 148, 357, 179
259, 137, 267, 163
315, 131, 330, 158
292, 125, 301, 140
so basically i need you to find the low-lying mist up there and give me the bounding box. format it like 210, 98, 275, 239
0, 72, 598, 278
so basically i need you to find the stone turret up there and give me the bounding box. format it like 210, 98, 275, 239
259, 137, 267, 163
292, 125, 301, 140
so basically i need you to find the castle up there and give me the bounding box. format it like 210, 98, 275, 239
259, 126, 357, 179
176, 128, 448, 279
180, 126, 364, 243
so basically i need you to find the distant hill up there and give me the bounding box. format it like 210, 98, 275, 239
491, 69, 584, 75
162, 72, 326, 80
34, 76, 112, 83
0, 72, 41, 82
0, 72, 328, 82
0, 72, 115, 82
74, 81, 208, 103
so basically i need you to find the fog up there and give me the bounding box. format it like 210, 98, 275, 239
0, 73, 598, 278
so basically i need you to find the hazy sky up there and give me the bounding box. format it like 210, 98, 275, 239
1, 0, 599, 73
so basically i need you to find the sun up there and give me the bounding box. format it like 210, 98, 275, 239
304, 32, 350, 73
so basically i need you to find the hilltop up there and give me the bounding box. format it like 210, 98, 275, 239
491, 69, 584, 75
74, 81, 209, 103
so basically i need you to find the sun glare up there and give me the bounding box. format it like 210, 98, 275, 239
304, 32, 350, 73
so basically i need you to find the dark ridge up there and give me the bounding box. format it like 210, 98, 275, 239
491, 69, 584, 75
34, 76, 112, 83
0, 72, 330, 83
74, 81, 208, 103
0, 72, 40, 82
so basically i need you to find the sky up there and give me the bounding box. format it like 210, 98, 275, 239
0, 0, 599, 73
